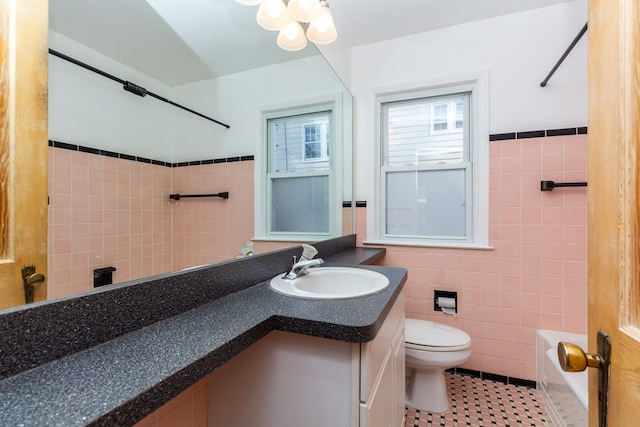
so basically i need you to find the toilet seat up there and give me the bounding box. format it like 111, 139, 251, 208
405, 319, 471, 352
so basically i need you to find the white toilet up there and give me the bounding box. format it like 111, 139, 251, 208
405, 318, 472, 413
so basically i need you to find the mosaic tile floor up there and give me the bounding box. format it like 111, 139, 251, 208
405, 373, 548, 427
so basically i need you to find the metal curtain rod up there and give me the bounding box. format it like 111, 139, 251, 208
540, 180, 587, 191
49, 49, 230, 129
169, 192, 229, 200
540, 22, 587, 87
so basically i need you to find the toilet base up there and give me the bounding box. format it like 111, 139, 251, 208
405, 368, 449, 413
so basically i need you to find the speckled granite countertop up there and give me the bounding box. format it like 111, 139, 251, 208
0, 236, 407, 426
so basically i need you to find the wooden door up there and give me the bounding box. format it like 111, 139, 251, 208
588, 0, 640, 424
0, 0, 48, 309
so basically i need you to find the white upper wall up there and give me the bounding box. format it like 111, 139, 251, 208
351, 0, 587, 197
49, 31, 350, 163
171, 57, 350, 162
49, 31, 178, 160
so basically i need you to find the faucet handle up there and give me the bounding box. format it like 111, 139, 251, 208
300, 244, 318, 261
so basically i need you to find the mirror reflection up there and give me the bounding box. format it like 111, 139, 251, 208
44, 0, 353, 303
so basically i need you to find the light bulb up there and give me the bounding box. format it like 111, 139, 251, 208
257, 0, 289, 31
287, 0, 321, 23
277, 19, 307, 51
266, 3, 280, 18
283, 21, 299, 40
314, 14, 329, 33
306, 1, 336, 44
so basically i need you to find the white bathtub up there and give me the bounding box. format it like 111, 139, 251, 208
536, 330, 588, 427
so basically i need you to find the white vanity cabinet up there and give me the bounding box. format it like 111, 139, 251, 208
359, 292, 405, 426
208, 291, 405, 427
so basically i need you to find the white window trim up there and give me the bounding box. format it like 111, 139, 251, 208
254, 94, 344, 242
365, 71, 491, 249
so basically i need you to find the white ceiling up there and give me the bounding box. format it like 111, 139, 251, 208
49, 0, 572, 86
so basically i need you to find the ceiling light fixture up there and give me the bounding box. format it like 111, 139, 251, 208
236, 0, 337, 51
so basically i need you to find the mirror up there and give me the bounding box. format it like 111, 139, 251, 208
44, 0, 353, 303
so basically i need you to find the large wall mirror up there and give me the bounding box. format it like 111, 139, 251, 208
39, 0, 353, 306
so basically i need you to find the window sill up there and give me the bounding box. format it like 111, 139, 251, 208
252, 235, 333, 243
362, 239, 494, 251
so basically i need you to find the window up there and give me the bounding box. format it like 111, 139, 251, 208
256, 98, 344, 241
371, 74, 489, 248
432, 102, 449, 132
431, 100, 464, 134
303, 123, 329, 162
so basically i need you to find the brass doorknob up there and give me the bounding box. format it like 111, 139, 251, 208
21, 266, 46, 304
25, 273, 45, 287
557, 341, 603, 372
559, 333, 611, 427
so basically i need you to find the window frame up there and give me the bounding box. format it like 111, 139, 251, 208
382, 92, 471, 240
366, 72, 490, 249
255, 95, 344, 242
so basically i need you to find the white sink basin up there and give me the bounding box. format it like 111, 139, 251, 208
269, 267, 389, 299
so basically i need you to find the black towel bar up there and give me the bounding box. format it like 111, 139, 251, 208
169, 192, 229, 200
540, 181, 587, 191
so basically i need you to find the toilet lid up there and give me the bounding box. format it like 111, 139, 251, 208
405, 318, 471, 348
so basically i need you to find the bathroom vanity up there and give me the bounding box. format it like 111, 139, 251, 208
208, 291, 405, 427
0, 235, 407, 427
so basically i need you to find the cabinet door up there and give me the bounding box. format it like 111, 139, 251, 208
391, 315, 405, 427
360, 317, 405, 427
360, 349, 394, 427
361, 291, 405, 401
360, 294, 406, 427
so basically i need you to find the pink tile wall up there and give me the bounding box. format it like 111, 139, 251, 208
47, 148, 255, 298
359, 134, 588, 380
171, 161, 254, 269
48, 147, 173, 298
48, 150, 351, 298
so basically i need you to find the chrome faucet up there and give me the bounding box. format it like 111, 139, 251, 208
283, 244, 324, 280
